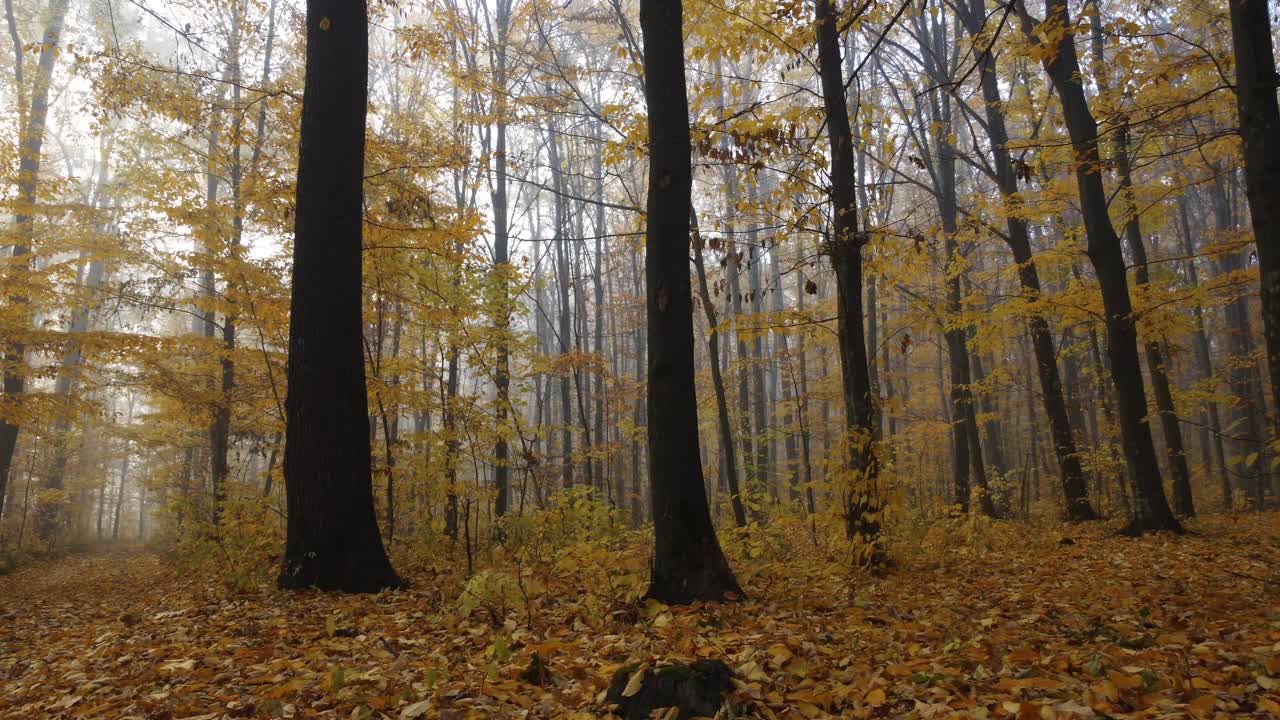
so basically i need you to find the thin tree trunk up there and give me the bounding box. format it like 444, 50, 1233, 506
693, 211, 748, 527
957, 0, 1095, 520
816, 0, 881, 551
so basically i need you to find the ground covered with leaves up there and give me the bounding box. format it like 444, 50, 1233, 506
2, 513, 1279, 719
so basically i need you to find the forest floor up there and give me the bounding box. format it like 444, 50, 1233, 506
1, 514, 1279, 720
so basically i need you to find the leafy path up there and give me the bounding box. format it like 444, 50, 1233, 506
2, 516, 1280, 719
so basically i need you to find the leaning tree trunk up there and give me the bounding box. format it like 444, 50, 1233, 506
1023, 0, 1180, 533
640, 0, 741, 604
1227, 0, 1280, 442
957, 0, 1096, 520
692, 211, 748, 528
1086, 8, 1193, 517
277, 0, 405, 592
816, 0, 882, 553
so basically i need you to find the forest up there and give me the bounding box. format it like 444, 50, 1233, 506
0, 0, 1279, 716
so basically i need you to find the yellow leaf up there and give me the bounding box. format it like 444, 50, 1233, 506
865, 687, 886, 706
622, 664, 648, 697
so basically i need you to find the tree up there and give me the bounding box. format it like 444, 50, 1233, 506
815, 0, 882, 551
641, 0, 741, 605
955, 0, 1096, 521
1228, 0, 1280, 443
0, 0, 70, 528
1019, 0, 1181, 534
277, 0, 405, 592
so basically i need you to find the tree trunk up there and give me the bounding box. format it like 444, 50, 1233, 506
1086, 7, 1195, 517
490, 0, 512, 522
0, 0, 70, 522
957, 0, 1095, 520
1022, 0, 1181, 533
1227, 0, 1280, 443
640, 0, 741, 604
547, 127, 575, 489
770, 244, 800, 504
693, 212, 748, 527
816, 0, 881, 552
746, 205, 770, 502
1111, 128, 1194, 515
277, 0, 405, 592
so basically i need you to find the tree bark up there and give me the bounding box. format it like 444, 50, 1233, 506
640, 0, 741, 604
277, 0, 405, 592
692, 211, 748, 527
490, 0, 512, 521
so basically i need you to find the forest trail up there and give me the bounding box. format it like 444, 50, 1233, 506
2, 517, 1280, 719
0, 543, 165, 606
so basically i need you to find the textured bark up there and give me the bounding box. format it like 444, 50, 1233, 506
641, 0, 741, 604
277, 0, 404, 592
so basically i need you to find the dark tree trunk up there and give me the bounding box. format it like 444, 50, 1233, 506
957, 0, 1095, 520
1085, 6, 1195, 517
277, 0, 405, 592
1022, 0, 1181, 533
640, 0, 741, 604
693, 212, 748, 528
211, 3, 246, 527
795, 244, 817, 515
443, 346, 461, 541
816, 0, 881, 551
1113, 127, 1193, 516
1227, 0, 1280, 442
747, 213, 770, 501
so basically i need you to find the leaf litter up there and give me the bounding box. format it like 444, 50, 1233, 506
1, 514, 1278, 719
